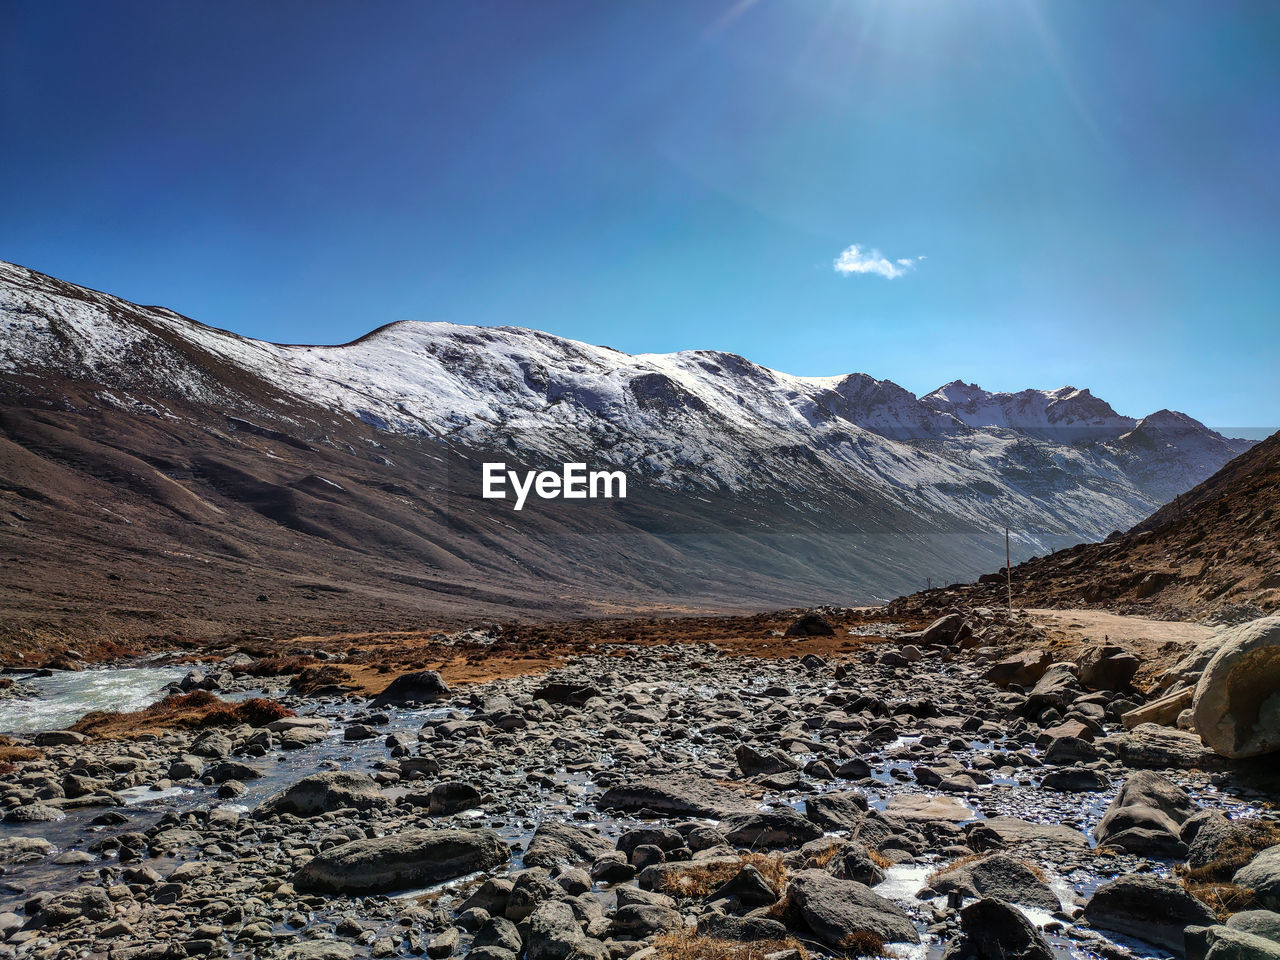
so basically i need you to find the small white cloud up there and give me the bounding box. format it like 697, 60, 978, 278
833, 244, 921, 279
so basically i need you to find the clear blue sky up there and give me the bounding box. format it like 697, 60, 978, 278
4, 1, 1278, 429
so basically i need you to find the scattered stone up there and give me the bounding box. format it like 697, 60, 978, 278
295, 828, 509, 894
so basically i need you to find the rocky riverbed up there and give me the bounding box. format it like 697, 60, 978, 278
1, 611, 1279, 960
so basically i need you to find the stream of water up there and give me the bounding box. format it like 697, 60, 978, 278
0, 664, 188, 734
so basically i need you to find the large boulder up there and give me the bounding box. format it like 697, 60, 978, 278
524, 821, 612, 868
598, 775, 755, 819
295, 828, 508, 894
1111, 723, 1224, 770
804, 791, 870, 832
1082, 875, 1215, 953
1234, 844, 1280, 911
927, 854, 1060, 911
1094, 771, 1198, 859
36, 886, 114, 927
1077, 644, 1140, 691
784, 613, 835, 638
721, 809, 824, 849
257, 772, 384, 818
371, 670, 450, 706
912, 613, 972, 647
1193, 617, 1280, 759
941, 898, 1053, 960
789, 869, 919, 947
984, 649, 1054, 687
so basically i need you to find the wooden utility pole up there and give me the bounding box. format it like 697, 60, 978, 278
1005, 526, 1012, 612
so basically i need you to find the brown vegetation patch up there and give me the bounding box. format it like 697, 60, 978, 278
657, 854, 789, 899
1183, 881, 1258, 921
867, 849, 893, 871
70, 691, 294, 738
0, 736, 41, 764
839, 931, 892, 958
1175, 819, 1280, 918
233, 655, 318, 677
651, 930, 809, 960
274, 609, 895, 694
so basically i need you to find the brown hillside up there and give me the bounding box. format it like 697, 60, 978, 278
892, 430, 1280, 618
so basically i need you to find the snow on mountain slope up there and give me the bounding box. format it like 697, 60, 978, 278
0, 259, 1253, 557
923, 380, 1138, 438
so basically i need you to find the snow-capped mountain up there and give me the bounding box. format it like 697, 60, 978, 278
922, 381, 1138, 439
0, 259, 1255, 633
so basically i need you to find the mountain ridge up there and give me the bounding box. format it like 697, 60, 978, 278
0, 258, 1258, 645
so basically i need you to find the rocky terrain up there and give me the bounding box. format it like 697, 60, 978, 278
0, 259, 1256, 648
892, 430, 1280, 621
0, 609, 1278, 960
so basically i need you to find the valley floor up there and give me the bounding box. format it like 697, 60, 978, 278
0, 606, 1276, 959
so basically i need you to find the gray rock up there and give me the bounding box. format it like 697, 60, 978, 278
1041, 767, 1109, 792
38, 885, 113, 927
1113, 723, 1224, 770
426, 781, 483, 816
32, 730, 85, 746
524, 820, 612, 868
525, 901, 584, 959
789, 869, 919, 947
736, 743, 799, 776
966, 816, 1088, 851
0, 836, 54, 862
1094, 771, 1198, 859
928, 853, 1060, 911
722, 808, 824, 849
294, 828, 508, 894
1187, 925, 1280, 960
473, 916, 522, 955
804, 791, 869, 832
3, 804, 65, 822
1077, 644, 1140, 692
269, 943, 356, 960
1234, 844, 1280, 911
598, 774, 755, 818
697, 914, 789, 942
609, 902, 684, 939
1226, 909, 1280, 944
1083, 874, 1215, 952
257, 771, 384, 817
941, 897, 1053, 960
1193, 617, 1280, 759
371, 670, 450, 706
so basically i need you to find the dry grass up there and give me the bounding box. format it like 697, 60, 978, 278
232, 655, 317, 677
1183, 881, 1258, 921
657, 854, 789, 899
0, 737, 40, 764
651, 931, 809, 960
70, 692, 294, 738
926, 853, 984, 885
839, 931, 895, 957
867, 849, 893, 870
806, 842, 842, 869
1174, 819, 1280, 919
